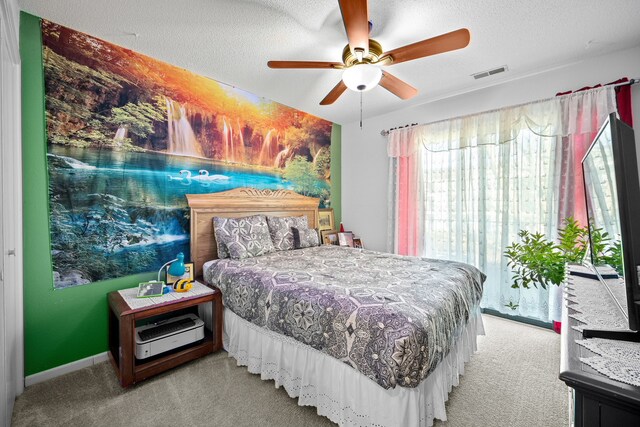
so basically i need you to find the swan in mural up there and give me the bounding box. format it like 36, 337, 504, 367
166, 169, 229, 184
179, 169, 193, 185
166, 170, 193, 185
196, 170, 230, 181
167, 170, 189, 181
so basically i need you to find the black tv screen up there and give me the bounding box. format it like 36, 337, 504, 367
582, 113, 640, 332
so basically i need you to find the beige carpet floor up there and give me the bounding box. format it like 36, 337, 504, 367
12, 315, 569, 427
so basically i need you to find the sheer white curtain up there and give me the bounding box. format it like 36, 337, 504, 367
387, 87, 617, 322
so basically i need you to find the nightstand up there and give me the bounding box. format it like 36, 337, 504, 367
108, 281, 222, 387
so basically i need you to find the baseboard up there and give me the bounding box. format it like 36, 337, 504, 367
481, 308, 553, 330
24, 352, 109, 387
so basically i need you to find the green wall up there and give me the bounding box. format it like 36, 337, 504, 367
21, 12, 342, 375
330, 124, 342, 225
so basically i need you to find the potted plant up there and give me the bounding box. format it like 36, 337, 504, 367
503, 217, 621, 328
504, 229, 567, 291
504, 217, 620, 290
503, 228, 567, 322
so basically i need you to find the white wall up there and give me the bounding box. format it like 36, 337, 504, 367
342, 45, 640, 252
0, 1, 23, 426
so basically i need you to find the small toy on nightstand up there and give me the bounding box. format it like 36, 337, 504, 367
173, 278, 193, 292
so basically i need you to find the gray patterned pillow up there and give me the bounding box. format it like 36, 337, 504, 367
266, 216, 309, 251
212, 219, 230, 259
213, 215, 275, 259
291, 227, 320, 249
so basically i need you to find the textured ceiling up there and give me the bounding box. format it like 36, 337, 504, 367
19, 0, 640, 125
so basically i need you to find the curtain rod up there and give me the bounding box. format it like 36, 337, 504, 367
380, 78, 639, 137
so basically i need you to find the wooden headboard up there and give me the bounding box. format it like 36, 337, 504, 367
186, 188, 320, 278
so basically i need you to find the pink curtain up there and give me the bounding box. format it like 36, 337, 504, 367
388, 128, 422, 256
556, 78, 634, 226
557, 125, 599, 227
396, 156, 420, 255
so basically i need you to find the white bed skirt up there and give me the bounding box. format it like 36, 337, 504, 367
222, 306, 484, 427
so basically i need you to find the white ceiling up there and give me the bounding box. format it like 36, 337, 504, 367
18, 0, 640, 125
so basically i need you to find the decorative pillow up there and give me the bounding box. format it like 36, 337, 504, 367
213, 215, 275, 259
212, 219, 230, 259
291, 227, 320, 249
266, 215, 309, 251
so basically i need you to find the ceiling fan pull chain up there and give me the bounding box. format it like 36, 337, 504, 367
359, 92, 363, 129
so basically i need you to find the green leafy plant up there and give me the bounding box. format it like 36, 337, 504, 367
505, 301, 520, 310
504, 230, 566, 290
588, 226, 612, 265
602, 239, 623, 276
504, 217, 623, 297
557, 217, 588, 263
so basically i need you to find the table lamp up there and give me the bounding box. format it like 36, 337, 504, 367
157, 252, 186, 282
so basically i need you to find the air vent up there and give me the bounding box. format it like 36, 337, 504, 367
472, 65, 508, 80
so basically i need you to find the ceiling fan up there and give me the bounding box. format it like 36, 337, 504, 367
267, 0, 471, 105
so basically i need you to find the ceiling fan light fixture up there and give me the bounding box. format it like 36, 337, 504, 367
268, 0, 470, 105
342, 63, 382, 92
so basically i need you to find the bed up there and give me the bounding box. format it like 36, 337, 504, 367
187, 188, 485, 427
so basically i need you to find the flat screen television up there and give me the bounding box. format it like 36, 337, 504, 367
582, 112, 640, 340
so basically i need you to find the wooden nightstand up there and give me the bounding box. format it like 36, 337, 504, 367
108, 282, 222, 387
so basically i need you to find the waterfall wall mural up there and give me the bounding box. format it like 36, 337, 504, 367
42, 20, 334, 288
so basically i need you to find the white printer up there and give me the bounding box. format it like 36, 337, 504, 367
135, 313, 205, 359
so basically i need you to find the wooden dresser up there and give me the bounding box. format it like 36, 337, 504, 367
560, 270, 640, 426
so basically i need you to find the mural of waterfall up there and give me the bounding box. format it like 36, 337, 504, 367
41, 19, 334, 288
258, 129, 278, 166
113, 126, 127, 145
274, 147, 291, 168
166, 98, 205, 157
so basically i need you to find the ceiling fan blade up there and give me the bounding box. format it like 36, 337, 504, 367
380, 28, 470, 66
379, 72, 418, 100
268, 61, 344, 69
320, 80, 348, 105
338, 0, 369, 56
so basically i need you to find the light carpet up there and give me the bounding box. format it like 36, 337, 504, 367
12, 315, 569, 426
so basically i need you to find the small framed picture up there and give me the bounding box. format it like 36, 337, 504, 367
353, 238, 363, 249
166, 262, 194, 285
321, 229, 339, 245
318, 208, 335, 232
338, 232, 354, 247
137, 281, 165, 298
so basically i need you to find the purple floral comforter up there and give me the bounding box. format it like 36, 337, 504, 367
204, 245, 485, 389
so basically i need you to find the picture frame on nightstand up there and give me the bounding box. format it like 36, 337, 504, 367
321, 229, 339, 245
137, 281, 165, 298
338, 232, 354, 247
166, 262, 194, 285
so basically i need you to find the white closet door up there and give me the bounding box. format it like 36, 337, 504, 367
0, 6, 21, 424
0, 18, 8, 426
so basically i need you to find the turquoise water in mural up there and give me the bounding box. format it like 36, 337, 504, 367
50, 145, 294, 206
48, 146, 327, 288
